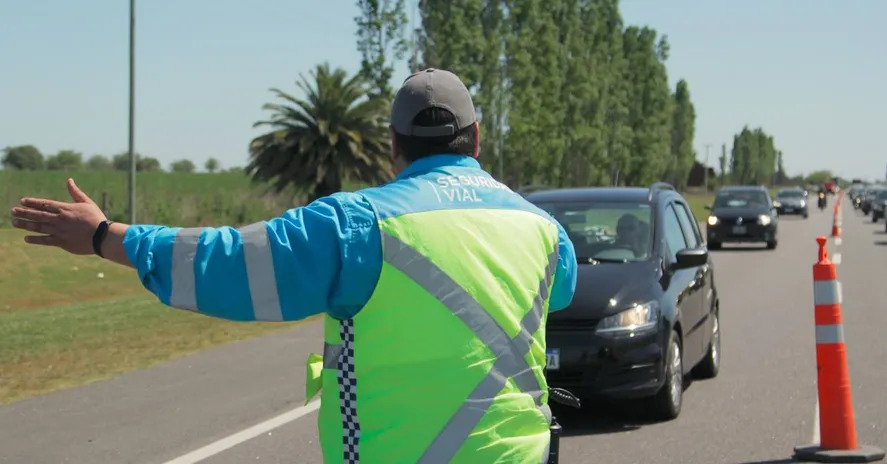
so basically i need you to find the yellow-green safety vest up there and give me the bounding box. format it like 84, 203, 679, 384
305, 194, 560, 463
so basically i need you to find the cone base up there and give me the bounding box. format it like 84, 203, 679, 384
794, 444, 885, 463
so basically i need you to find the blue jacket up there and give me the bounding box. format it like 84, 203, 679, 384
124, 155, 578, 321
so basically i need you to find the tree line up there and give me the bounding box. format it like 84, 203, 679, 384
1, 145, 228, 174
244, 0, 706, 202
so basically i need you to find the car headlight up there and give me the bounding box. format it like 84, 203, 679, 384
595, 301, 659, 336
800, 200, 806, 207
707, 215, 719, 226
758, 214, 772, 226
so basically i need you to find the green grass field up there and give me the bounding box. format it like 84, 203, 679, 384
0, 228, 307, 405
0, 170, 299, 228
0, 171, 348, 405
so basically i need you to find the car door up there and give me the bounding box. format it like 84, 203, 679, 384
673, 200, 710, 361
661, 203, 703, 365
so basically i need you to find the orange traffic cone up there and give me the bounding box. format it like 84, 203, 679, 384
832, 194, 842, 242
832, 214, 842, 241
794, 237, 884, 462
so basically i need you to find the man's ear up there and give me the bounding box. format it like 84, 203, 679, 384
389, 126, 399, 159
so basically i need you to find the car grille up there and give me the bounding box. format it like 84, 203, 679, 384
545, 370, 587, 385
547, 318, 599, 330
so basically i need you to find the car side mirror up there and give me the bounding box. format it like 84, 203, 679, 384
704, 205, 712, 211
673, 247, 708, 270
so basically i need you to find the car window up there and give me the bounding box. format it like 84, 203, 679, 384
674, 202, 701, 248
531, 200, 653, 262
663, 204, 689, 261
777, 190, 804, 198
713, 190, 769, 208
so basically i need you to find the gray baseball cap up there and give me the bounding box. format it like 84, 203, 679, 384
390, 68, 477, 137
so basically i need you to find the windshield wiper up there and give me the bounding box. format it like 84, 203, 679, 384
578, 257, 628, 264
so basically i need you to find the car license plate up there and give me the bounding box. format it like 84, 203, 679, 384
546, 349, 560, 370
732, 225, 747, 234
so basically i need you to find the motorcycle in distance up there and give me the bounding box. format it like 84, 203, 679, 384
818, 192, 827, 210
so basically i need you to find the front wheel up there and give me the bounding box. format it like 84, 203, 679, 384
646, 331, 683, 421
767, 240, 778, 250
693, 311, 720, 379
708, 241, 722, 250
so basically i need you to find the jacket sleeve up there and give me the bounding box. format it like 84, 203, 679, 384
549, 221, 578, 312
122, 192, 382, 322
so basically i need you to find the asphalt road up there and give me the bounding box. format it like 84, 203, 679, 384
2, 200, 885, 464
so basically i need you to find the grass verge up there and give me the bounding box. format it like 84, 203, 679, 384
0, 228, 307, 405
0, 295, 307, 405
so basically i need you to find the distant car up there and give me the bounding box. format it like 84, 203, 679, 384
526, 182, 720, 421
870, 190, 887, 222
705, 185, 778, 250
773, 188, 809, 218
848, 186, 866, 209
861, 188, 885, 215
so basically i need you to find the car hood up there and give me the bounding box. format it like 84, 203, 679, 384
710, 207, 768, 218
548, 261, 659, 322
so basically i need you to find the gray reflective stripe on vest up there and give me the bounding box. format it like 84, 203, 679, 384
379, 232, 558, 463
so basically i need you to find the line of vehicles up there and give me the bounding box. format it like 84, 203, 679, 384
848, 183, 887, 231
519, 181, 816, 423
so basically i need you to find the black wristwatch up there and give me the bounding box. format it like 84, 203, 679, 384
92, 220, 113, 258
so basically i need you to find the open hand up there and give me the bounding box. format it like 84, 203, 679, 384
10, 178, 107, 255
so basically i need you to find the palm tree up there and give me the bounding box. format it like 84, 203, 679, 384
247, 63, 393, 202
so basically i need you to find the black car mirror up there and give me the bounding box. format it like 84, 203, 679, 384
673, 247, 708, 270
704, 205, 712, 211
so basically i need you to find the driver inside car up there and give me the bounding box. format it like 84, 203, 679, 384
614, 213, 643, 257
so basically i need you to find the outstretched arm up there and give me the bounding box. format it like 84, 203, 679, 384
10, 179, 382, 322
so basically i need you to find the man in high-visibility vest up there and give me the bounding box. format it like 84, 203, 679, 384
10, 68, 577, 463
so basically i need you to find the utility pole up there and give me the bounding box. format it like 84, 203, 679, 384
409, 0, 420, 73
704, 144, 711, 194
127, 0, 137, 224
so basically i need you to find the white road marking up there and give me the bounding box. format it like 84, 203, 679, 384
833, 253, 842, 265
812, 400, 821, 444
163, 400, 320, 464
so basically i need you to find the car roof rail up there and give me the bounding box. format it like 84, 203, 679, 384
516, 184, 554, 197
647, 182, 675, 200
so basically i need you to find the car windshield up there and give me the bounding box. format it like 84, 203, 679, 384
877, 190, 887, 200
776, 190, 804, 199
714, 190, 769, 208
532, 201, 653, 262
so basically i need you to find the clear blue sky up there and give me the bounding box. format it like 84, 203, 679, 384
1, 0, 884, 181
